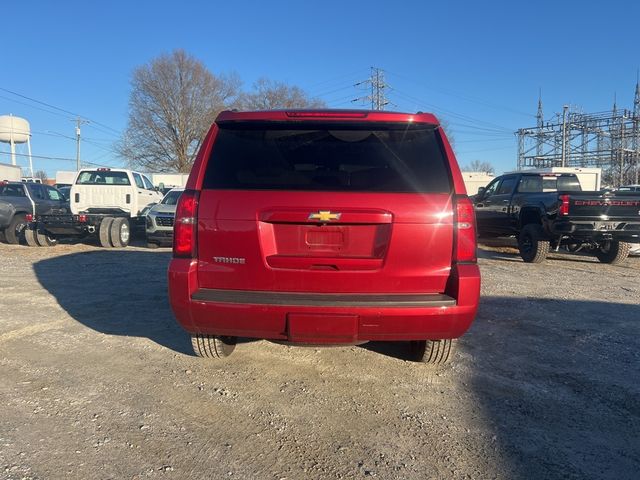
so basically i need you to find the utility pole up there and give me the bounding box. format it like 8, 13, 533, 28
561, 105, 569, 167
517, 129, 525, 170
74, 117, 88, 171
633, 74, 640, 184
353, 67, 391, 110
536, 90, 544, 158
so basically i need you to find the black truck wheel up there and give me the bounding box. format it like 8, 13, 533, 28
409, 339, 456, 365
110, 218, 130, 248
191, 334, 236, 359
24, 227, 39, 247
518, 224, 549, 263
98, 217, 114, 248
595, 241, 630, 265
5, 214, 27, 244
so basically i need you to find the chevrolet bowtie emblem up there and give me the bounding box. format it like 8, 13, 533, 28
308, 210, 341, 222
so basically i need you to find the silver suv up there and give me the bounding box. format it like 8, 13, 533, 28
145, 188, 183, 248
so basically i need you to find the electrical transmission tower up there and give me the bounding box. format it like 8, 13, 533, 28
516, 80, 640, 187
352, 67, 391, 110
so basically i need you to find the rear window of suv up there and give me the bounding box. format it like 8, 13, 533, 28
202, 122, 452, 193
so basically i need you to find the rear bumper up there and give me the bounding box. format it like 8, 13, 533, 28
168, 260, 480, 343
550, 219, 640, 242
36, 216, 89, 236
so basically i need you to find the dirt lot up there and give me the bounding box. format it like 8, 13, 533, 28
0, 241, 639, 480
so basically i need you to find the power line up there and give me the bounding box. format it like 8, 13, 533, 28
385, 70, 536, 118
0, 94, 73, 120
0, 86, 122, 135
390, 89, 513, 133
455, 145, 515, 155
0, 150, 112, 167
306, 68, 371, 91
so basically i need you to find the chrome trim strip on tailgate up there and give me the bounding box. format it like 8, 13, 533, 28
191, 289, 456, 308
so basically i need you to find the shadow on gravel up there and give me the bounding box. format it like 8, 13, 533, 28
463, 295, 640, 479
33, 249, 193, 355
478, 247, 522, 262
361, 340, 414, 360
478, 243, 640, 266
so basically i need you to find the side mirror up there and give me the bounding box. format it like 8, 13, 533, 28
476, 186, 486, 198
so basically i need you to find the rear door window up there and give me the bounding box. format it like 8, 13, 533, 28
27, 184, 45, 199
517, 176, 542, 193
203, 122, 452, 193
557, 176, 582, 191
45, 186, 63, 201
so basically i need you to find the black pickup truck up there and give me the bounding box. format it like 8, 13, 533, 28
474, 172, 640, 264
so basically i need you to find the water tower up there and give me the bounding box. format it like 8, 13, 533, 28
0, 114, 33, 177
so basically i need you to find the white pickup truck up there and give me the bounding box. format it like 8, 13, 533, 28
29, 168, 163, 248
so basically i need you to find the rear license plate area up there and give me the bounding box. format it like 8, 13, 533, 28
594, 222, 618, 231
286, 313, 359, 343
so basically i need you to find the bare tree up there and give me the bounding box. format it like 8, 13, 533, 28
118, 50, 240, 173
236, 78, 325, 110
439, 117, 455, 148
463, 160, 495, 174
34, 170, 48, 181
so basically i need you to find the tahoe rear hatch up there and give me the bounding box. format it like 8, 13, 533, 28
196, 120, 455, 295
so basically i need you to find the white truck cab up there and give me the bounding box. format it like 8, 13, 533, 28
71, 168, 163, 216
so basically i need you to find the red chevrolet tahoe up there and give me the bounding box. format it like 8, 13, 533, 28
168, 110, 480, 364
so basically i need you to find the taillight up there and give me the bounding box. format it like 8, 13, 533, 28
25, 213, 33, 222
559, 194, 570, 216
454, 195, 477, 263
173, 189, 199, 258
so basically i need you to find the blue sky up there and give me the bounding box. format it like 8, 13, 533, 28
2, 0, 639, 178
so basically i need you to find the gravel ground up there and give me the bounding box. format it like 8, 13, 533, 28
0, 240, 639, 480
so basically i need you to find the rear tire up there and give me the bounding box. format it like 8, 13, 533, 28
191, 335, 236, 359
99, 217, 114, 248
409, 339, 456, 365
518, 224, 549, 263
5, 214, 27, 244
35, 230, 57, 247
24, 227, 39, 247
110, 218, 130, 248
595, 240, 630, 265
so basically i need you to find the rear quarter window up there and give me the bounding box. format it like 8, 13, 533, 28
0, 185, 26, 197
202, 122, 452, 193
